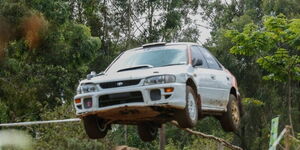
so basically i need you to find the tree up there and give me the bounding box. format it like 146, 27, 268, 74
0, 0, 101, 122
226, 14, 300, 135
198, 0, 300, 148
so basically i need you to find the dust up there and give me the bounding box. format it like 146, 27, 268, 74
0, 129, 33, 149
22, 13, 48, 49
0, 12, 48, 61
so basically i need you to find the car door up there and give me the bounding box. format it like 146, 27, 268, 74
190, 46, 223, 110
199, 47, 231, 109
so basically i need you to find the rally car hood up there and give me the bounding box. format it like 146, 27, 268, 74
80, 65, 191, 84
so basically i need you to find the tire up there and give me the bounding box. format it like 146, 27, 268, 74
176, 86, 198, 128
220, 94, 241, 132
83, 115, 108, 139
137, 123, 158, 142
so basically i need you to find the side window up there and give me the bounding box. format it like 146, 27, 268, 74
199, 47, 222, 70
191, 46, 208, 68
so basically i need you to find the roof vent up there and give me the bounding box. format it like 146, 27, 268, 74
142, 42, 166, 48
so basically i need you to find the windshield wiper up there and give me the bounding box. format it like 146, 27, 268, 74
160, 63, 186, 67
117, 65, 153, 72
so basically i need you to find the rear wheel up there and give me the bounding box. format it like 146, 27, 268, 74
220, 94, 240, 132
137, 123, 158, 142
83, 115, 109, 139
176, 86, 198, 128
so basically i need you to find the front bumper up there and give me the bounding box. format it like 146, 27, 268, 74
74, 82, 186, 119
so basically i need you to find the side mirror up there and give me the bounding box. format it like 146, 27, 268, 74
87, 71, 96, 80
192, 59, 203, 67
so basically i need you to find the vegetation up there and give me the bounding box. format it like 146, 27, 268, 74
0, 0, 299, 149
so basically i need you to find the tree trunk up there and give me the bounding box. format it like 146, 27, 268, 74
69, 0, 76, 20
147, 1, 154, 42
287, 73, 294, 136
240, 125, 248, 150
77, 1, 83, 23
126, 0, 131, 48
101, 0, 108, 55
159, 125, 165, 150
124, 125, 128, 145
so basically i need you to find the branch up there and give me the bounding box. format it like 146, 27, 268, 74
109, 0, 147, 40
194, 23, 212, 29
170, 121, 243, 150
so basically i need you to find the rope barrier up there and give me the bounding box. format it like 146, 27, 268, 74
0, 118, 81, 127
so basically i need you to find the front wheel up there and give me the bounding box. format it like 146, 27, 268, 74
137, 123, 158, 142
176, 86, 198, 128
220, 94, 240, 132
83, 115, 109, 139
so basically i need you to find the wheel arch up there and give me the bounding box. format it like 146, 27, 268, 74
230, 87, 237, 98
186, 78, 201, 111
230, 87, 243, 116
186, 78, 197, 93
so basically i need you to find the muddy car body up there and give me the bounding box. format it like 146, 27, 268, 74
74, 42, 241, 141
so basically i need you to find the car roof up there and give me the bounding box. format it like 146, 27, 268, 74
126, 42, 201, 52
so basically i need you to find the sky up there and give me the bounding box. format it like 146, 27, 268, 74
189, 12, 212, 44
130, 5, 212, 45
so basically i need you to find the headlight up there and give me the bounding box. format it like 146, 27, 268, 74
144, 75, 176, 85
80, 84, 99, 93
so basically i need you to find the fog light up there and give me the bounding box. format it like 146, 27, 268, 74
164, 87, 174, 93
83, 98, 93, 108
150, 89, 161, 101
76, 105, 82, 109
165, 95, 171, 99
75, 99, 81, 104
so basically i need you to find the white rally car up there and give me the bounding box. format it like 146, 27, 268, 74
74, 42, 241, 142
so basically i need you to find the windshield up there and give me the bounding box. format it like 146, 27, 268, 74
106, 45, 188, 73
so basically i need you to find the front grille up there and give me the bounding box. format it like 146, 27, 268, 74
99, 91, 143, 107
99, 79, 141, 89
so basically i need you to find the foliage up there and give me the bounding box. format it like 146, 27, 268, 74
225, 14, 300, 149
242, 98, 265, 106
200, 0, 300, 149
0, 0, 300, 149
226, 15, 300, 82
0, 1, 101, 122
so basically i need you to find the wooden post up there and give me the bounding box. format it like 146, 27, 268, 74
284, 126, 291, 150
217, 142, 224, 150
125, 125, 128, 145
159, 124, 166, 150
